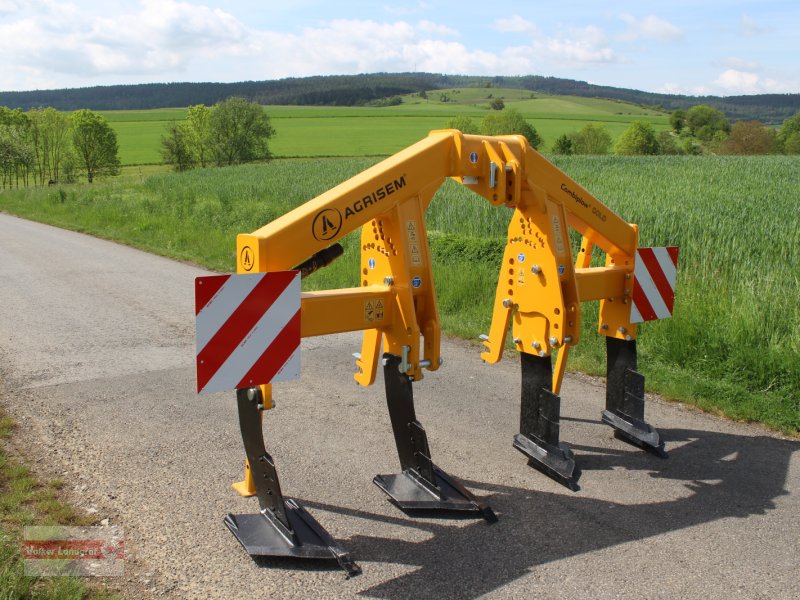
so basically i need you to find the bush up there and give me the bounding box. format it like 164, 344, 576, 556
445, 115, 479, 135
570, 124, 611, 155
614, 121, 659, 155
479, 108, 542, 149
552, 134, 574, 155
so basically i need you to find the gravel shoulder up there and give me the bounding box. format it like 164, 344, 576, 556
1, 213, 798, 599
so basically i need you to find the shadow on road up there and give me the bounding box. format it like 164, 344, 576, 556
300, 427, 797, 598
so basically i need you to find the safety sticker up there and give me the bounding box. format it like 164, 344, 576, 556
375, 299, 385, 321
469, 152, 479, 164
368, 257, 376, 270
412, 276, 422, 289
364, 299, 385, 323
407, 221, 422, 265
517, 252, 526, 263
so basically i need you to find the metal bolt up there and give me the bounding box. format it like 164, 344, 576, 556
531, 264, 542, 274
625, 334, 632, 341
419, 359, 432, 369
384, 276, 394, 286
563, 336, 573, 344
479, 334, 489, 341
601, 323, 609, 330
625, 273, 631, 280
246, 388, 258, 401
502, 298, 513, 309
618, 326, 627, 334
538, 350, 546, 358
513, 337, 521, 344
532, 341, 541, 350
438, 357, 444, 367
549, 336, 559, 347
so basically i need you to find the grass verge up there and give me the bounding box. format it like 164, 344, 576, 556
0, 407, 119, 599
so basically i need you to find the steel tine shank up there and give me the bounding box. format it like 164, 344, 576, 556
514, 352, 579, 490
225, 388, 361, 577
373, 354, 497, 522
602, 338, 667, 457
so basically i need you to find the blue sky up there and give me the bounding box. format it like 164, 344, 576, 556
1, 1, 797, 95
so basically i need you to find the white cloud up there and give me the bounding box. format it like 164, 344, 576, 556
536, 26, 616, 66
740, 14, 769, 36
493, 15, 537, 34
416, 20, 459, 37
249, 20, 536, 77
718, 57, 760, 72
618, 14, 682, 42
713, 69, 788, 94
662, 69, 799, 96
0, 0, 20, 13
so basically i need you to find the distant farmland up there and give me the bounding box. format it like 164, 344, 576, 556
102, 89, 670, 165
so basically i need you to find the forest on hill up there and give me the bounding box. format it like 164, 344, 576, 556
1, 73, 799, 124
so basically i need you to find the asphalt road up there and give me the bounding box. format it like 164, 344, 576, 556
0, 213, 798, 599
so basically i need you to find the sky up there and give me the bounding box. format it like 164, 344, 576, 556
1, 1, 798, 96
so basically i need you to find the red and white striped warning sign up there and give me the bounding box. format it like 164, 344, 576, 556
630, 247, 679, 323
195, 271, 301, 394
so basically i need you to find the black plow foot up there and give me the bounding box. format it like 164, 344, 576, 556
513, 433, 580, 491
224, 499, 361, 578
601, 409, 668, 458
373, 465, 497, 523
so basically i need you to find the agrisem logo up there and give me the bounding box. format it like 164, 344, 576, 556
312, 208, 342, 241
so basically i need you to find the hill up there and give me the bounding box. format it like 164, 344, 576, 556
2, 73, 799, 124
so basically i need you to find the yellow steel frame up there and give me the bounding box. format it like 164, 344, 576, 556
232, 130, 643, 494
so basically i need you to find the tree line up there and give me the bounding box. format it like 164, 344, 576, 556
2, 73, 798, 124
0, 106, 119, 189
443, 104, 800, 156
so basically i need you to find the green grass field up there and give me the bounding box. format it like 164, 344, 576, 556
0, 155, 797, 435
101, 88, 670, 164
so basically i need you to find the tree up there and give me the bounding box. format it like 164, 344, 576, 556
670, 110, 686, 134
720, 120, 777, 155
161, 123, 196, 171
656, 131, 683, 155
29, 107, 71, 185
614, 122, 660, 155
0, 107, 33, 188
70, 109, 120, 183
570, 123, 611, 154
184, 104, 212, 167
777, 112, 800, 153
209, 97, 274, 166
785, 132, 800, 154
552, 134, 574, 155
685, 105, 729, 142
480, 108, 542, 149
445, 115, 479, 134
489, 98, 505, 111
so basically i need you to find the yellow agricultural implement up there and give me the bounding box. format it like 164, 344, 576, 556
194, 130, 678, 576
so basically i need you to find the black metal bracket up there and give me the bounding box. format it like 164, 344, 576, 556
373, 354, 497, 522
226, 388, 361, 577
603, 338, 667, 458
515, 352, 579, 490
